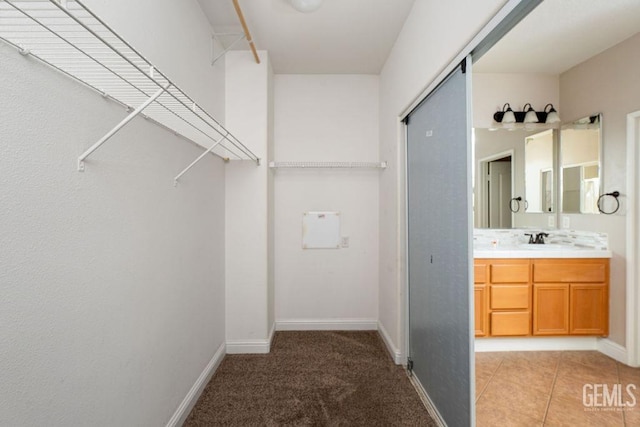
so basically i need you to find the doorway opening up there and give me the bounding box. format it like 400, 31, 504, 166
479, 152, 514, 228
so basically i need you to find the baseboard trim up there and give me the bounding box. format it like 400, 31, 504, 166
408, 373, 446, 427
226, 339, 271, 354
275, 319, 378, 331
475, 337, 598, 352
597, 338, 628, 364
166, 341, 225, 427
226, 324, 276, 354
378, 321, 403, 365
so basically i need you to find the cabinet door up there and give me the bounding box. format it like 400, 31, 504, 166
533, 283, 569, 335
570, 284, 608, 335
474, 285, 488, 337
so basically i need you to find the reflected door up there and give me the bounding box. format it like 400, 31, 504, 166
488, 159, 512, 228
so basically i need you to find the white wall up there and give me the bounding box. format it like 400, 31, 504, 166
84, 0, 225, 121
273, 75, 379, 327
0, 42, 225, 426
378, 0, 507, 360
559, 32, 640, 346
225, 51, 274, 351
1, 1, 228, 424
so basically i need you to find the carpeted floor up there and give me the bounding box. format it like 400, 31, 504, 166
184, 331, 436, 426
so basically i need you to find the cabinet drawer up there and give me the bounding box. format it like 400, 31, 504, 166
490, 262, 529, 283
474, 262, 488, 284
491, 284, 530, 310
490, 312, 530, 336
533, 260, 607, 283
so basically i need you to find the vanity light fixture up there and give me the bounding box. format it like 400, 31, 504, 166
544, 103, 560, 123
493, 103, 561, 125
523, 103, 538, 123
290, 0, 323, 13
494, 103, 516, 123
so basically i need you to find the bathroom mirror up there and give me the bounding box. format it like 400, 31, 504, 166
474, 127, 556, 229
560, 114, 602, 214
524, 129, 554, 213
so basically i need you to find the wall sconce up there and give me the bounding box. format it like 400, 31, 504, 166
493, 103, 560, 125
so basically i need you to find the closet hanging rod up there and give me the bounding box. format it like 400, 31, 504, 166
232, 0, 260, 64
269, 161, 388, 169
0, 0, 260, 168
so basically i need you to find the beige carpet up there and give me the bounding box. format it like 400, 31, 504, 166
185, 331, 436, 426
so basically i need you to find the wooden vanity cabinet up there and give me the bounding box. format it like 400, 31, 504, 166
532, 259, 609, 336
474, 258, 609, 337
474, 259, 531, 337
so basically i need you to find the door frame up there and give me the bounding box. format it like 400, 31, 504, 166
626, 109, 640, 367
478, 149, 515, 228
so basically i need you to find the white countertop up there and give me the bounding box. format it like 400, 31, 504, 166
474, 244, 612, 259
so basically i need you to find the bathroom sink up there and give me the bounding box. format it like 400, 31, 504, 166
516, 244, 569, 251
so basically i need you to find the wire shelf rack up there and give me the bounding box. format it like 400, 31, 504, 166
0, 0, 260, 177
269, 161, 388, 169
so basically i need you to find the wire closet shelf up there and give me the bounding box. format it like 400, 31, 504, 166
269, 161, 388, 169
0, 0, 260, 178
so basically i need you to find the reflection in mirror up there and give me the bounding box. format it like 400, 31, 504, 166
524, 130, 554, 213
560, 114, 602, 214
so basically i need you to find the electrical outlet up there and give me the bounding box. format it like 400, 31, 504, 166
341, 236, 349, 248
562, 216, 570, 229
548, 215, 555, 228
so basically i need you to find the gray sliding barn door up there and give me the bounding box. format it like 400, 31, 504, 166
407, 57, 474, 426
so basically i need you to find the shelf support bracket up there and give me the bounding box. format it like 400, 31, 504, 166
77, 84, 170, 171
174, 137, 226, 185
211, 33, 246, 66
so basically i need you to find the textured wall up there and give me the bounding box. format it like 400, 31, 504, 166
273, 74, 380, 326
0, 37, 225, 427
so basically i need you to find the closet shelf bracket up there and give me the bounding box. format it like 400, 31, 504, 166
211, 33, 246, 66
174, 137, 225, 185
78, 84, 170, 172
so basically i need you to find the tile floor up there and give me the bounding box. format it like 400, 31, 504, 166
476, 351, 640, 426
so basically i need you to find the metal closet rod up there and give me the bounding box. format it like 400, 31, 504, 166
2, 0, 260, 175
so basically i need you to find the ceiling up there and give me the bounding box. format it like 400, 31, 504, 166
197, 0, 416, 74
197, 0, 640, 76
475, 0, 640, 74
